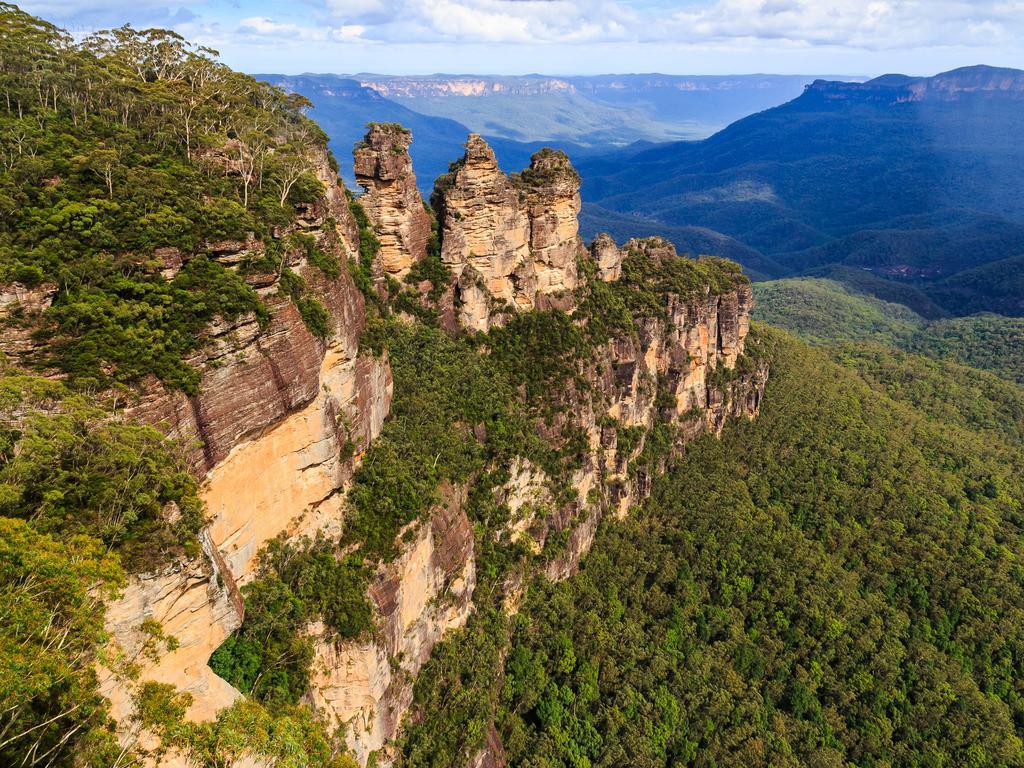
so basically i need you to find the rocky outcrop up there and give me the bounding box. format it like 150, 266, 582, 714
515, 148, 582, 299
353, 124, 431, 279
434, 135, 582, 331
0, 281, 57, 363
126, 145, 371, 474
306, 484, 475, 764
466, 235, 767, 767
590, 233, 623, 282
486, 233, 766, 587
98, 531, 243, 725
90, 127, 765, 768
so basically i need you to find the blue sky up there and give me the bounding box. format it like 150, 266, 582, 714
25, 1, 1024, 76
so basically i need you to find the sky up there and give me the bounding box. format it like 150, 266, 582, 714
23, 1, 1024, 77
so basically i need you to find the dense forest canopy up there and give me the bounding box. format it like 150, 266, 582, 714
401, 331, 1024, 768
754, 277, 1024, 386
0, 3, 334, 392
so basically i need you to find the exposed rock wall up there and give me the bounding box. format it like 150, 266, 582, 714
519, 237, 765, 579
306, 484, 476, 764
434, 135, 582, 331
98, 147, 395, 749
98, 531, 244, 727
353, 124, 431, 279
87, 130, 765, 768
466, 235, 767, 768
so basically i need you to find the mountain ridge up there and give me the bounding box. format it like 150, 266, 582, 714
579, 65, 1024, 315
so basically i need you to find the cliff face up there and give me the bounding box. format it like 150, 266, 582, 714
354, 124, 432, 279
521, 237, 763, 580
97, 146, 395, 740
310, 242, 764, 767
805, 65, 1024, 104
434, 135, 582, 331
306, 483, 475, 764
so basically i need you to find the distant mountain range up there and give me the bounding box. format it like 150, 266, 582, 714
345, 73, 836, 144
579, 65, 1024, 316
256, 72, 840, 192
261, 66, 1024, 318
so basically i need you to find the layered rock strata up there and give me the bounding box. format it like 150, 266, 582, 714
433, 135, 582, 331
97, 146, 394, 744
306, 483, 476, 764
465, 236, 766, 766
82, 130, 766, 768
353, 124, 432, 279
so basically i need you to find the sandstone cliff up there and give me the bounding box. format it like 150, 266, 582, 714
353, 124, 432, 280
293, 234, 765, 767
71, 129, 764, 768
306, 483, 475, 764
96, 145, 395, 750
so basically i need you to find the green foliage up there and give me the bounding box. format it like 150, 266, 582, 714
400, 610, 510, 768
618, 242, 745, 315
928, 253, 1024, 317
45, 255, 266, 394
344, 320, 537, 561
0, 369, 204, 570
294, 232, 341, 279
755, 277, 1024, 385
137, 682, 358, 768
490, 332, 1024, 767
209, 535, 370, 706
831, 342, 1024, 446
404, 251, 451, 302
297, 296, 331, 338
486, 311, 588, 404
348, 196, 380, 297
0, 6, 338, 389
907, 314, 1024, 385
0, 517, 124, 768
0, 367, 207, 764
218, 310, 603, 705
277, 267, 332, 339
754, 277, 921, 347
575, 277, 636, 343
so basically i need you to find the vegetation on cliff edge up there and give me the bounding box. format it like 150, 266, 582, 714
0, 6, 339, 392
398, 329, 1024, 768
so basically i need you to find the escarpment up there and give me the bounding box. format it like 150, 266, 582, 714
2, 96, 764, 765
353, 124, 432, 280
95, 142, 395, 745
306, 483, 476, 764
94, 127, 764, 768
433, 135, 583, 331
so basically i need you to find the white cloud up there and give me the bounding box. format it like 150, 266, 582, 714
659, 0, 1024, 49
295, 0, 1024, 50
22, 0, 1024, 74
235, 14, 368, 43
322, 0, 639, 44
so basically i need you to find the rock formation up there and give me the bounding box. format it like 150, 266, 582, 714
353, 123, 431, 279
590, 232, 623, 282
434, 135, 582, 331
463, 236, 765, 765
306, 483, 475, 764
67, 129, 765, 768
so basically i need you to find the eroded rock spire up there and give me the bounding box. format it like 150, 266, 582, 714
353, 123, 431, 279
